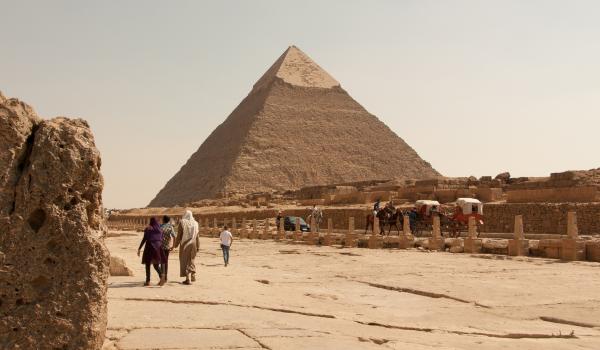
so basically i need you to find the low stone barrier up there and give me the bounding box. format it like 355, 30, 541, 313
108, 212, 600, 263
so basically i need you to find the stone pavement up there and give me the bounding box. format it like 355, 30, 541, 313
103, 231, 600, 349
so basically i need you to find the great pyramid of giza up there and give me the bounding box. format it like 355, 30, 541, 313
149, 46, 440, 207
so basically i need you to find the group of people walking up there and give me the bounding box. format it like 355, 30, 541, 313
137, 210, 232, 286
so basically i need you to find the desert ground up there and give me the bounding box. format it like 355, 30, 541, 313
102, 231, 600, 350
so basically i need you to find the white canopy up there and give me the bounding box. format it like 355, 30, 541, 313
415, 200, 441, 207
456, 198, 481, 205
456, 198, 483, 215
415, 200, 441, 216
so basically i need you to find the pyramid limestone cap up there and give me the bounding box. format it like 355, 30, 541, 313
253, 46, 340, 91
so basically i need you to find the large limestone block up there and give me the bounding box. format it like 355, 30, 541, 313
109, 256, 134, 276
507, 239, 529, 256
560, 239, 586, 261
464, 237, 482, 253
586, 242, 600, 262
0, 93, 109, 350
367, 234, 382, 249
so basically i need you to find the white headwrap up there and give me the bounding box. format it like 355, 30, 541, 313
181, 210, 199, 249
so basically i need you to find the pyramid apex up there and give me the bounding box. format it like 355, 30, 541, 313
253, 46, 340, 90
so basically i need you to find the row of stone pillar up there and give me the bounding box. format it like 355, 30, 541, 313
508, 211, 585, 261
108, 212, 590, 261
196, 215, 419, 248
107, 216, 178, 231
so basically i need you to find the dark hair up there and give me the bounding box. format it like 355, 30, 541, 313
223, 225, 228, 230
163, 215, 171, 223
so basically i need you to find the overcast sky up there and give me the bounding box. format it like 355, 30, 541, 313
2, 0, 599, 208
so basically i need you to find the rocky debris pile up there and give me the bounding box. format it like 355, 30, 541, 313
0, 92, 109, 349
149, 46, 439, 207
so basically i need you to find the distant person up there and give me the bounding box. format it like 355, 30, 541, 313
220, 225, 233, 267
373, 199, 381, 215
409, 207, 418, 233
160, 215, 176, 282
173, 210, 199, 285
137, 217, 167, 287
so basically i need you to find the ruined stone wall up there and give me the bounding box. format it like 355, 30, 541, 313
506, 186, 598, 203
483, 202, 600, 235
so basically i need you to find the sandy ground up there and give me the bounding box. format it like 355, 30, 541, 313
103, 231, 600, 349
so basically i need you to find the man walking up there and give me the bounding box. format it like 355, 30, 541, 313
219, 225, 233, 267
160, 215, 176, 281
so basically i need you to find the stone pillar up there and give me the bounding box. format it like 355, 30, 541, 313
399, 215, 414, 249
508, 215, 529, 256
345, 217, 357, 247
250, 219, 257, 239
307, 216, 318, 245
199, 217, 205, 235
231, 217, 237, 236
402, 215, 410, 236
561, 211, 586, 261
567, 211, 578, 239
262, 218, 270, 240
323, 218, 334, 246
213, 217, 219, 237
428, 214, 444, 251
294, 217, 302, 241
468, 217, 477, 239
368, 216, 382, 248
204, 218, 210, 237
277, 217, 285, 240
196, 218, 202, 236
464, 217, 482, 253
241, 218, 248, 239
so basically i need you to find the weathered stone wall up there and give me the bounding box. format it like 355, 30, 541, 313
0, 93, 108, 349
506, 186, 598, 203
483, 202, 600, 235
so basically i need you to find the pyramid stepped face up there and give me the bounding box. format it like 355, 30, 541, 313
149, 46, 439, 207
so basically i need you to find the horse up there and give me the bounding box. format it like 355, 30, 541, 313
366, 207, 399, 235
380, 208, 403, 235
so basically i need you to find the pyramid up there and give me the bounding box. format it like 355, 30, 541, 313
149, 46, 440, 207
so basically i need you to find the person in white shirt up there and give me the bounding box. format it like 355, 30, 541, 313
219, 225, 233, 267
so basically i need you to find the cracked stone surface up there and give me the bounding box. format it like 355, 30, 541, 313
104, 232, 600, 349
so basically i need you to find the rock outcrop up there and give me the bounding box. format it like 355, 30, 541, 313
0, 92, 109, 349
149, 46, 440, 207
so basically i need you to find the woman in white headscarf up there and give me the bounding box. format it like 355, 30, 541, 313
173, 210, 200, 285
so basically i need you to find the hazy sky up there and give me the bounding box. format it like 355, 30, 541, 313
2, 1, 599, 208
